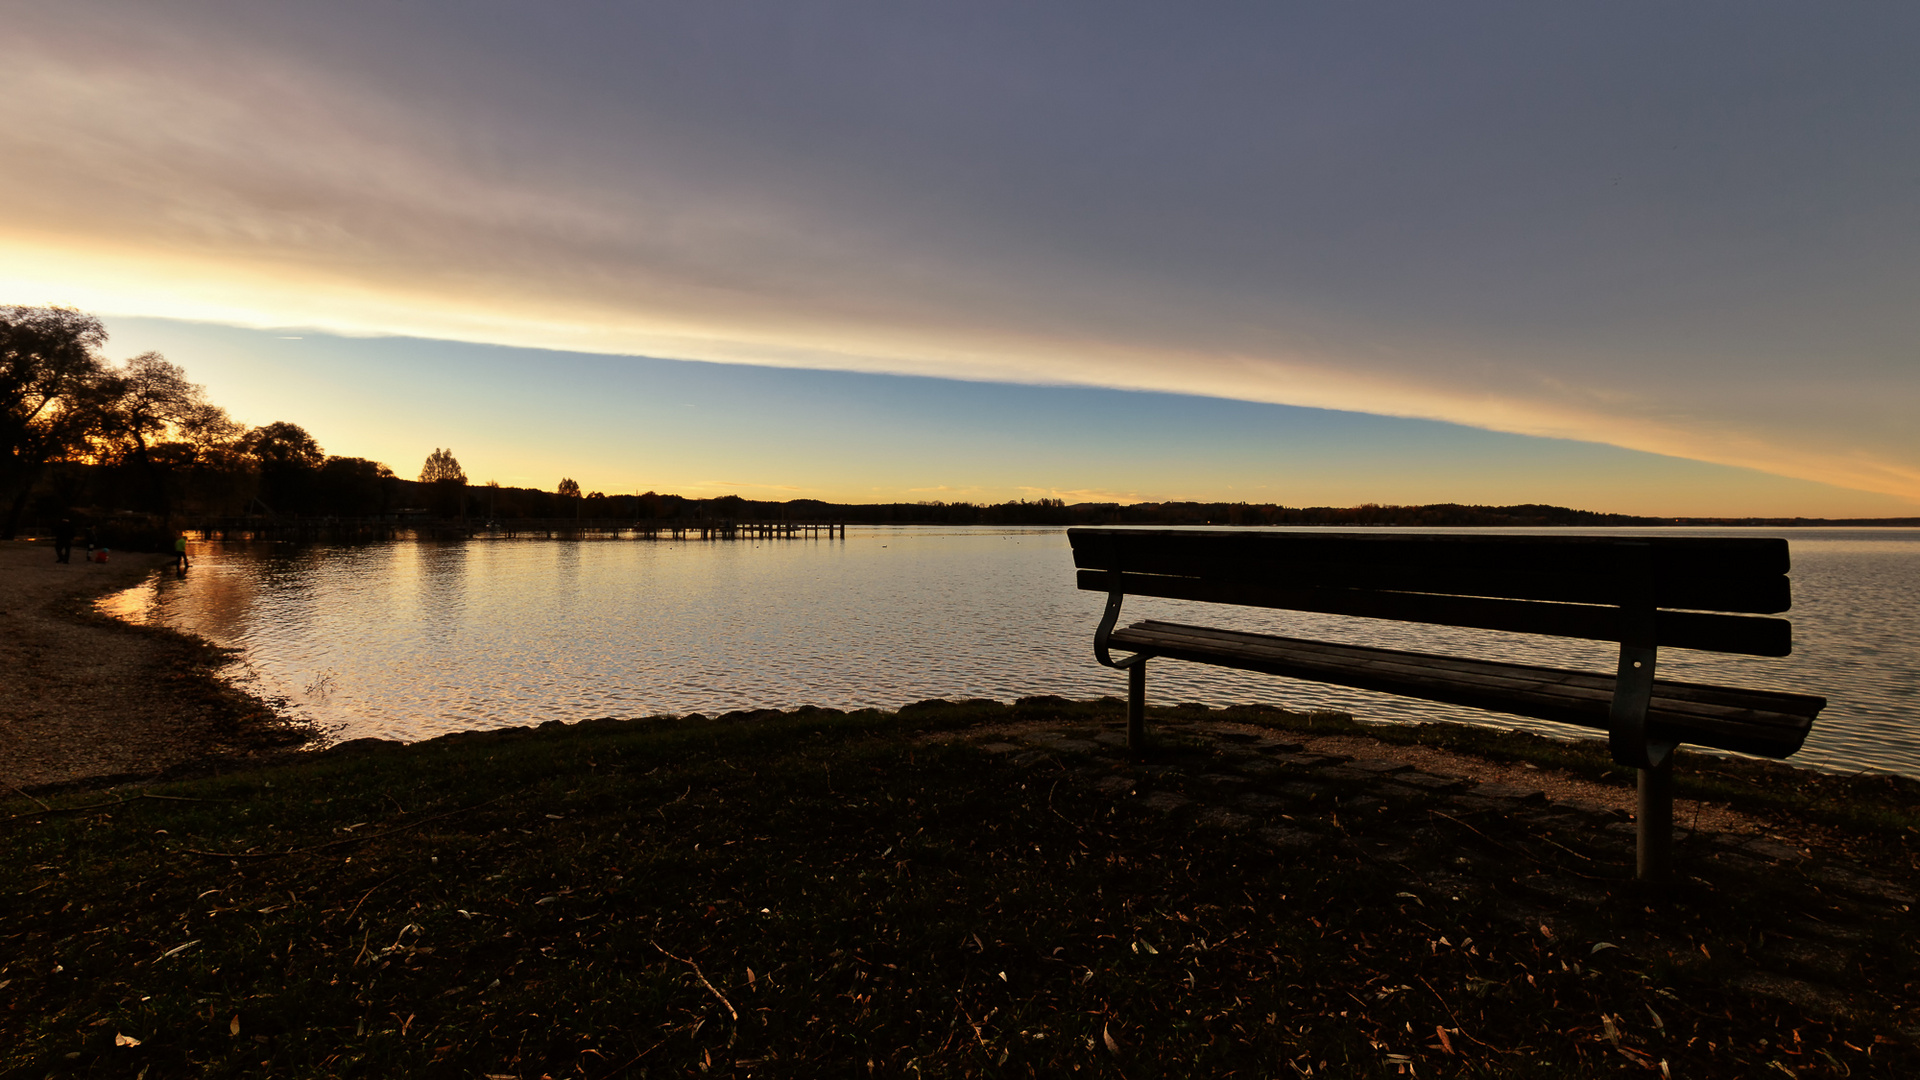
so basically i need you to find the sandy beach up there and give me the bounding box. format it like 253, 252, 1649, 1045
0, 540, 305, 791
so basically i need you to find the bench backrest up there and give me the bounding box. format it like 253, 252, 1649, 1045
1068, 528, 1793, 657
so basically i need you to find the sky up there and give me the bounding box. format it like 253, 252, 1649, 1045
3, 2, 1916, 516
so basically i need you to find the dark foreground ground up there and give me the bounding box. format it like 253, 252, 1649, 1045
5, 700, 1920, 1078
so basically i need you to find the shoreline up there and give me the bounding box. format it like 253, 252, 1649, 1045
0, 540, 309, 791
7, 531, 1914, 840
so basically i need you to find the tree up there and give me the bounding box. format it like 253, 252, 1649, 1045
246, 422, 325, 472
419, 448, 467, 518
419, 448, 466, 485
1, 306, 109, 537
94, 352, 219, 522
167, 402, 249, 516
314, 456, 395, 517
244, 422, 326, 514
557, 476, 581, 519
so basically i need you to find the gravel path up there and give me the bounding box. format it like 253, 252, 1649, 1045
0, 540, 304, 791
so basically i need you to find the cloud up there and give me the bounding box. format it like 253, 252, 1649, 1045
904, 485, 987, 498
696, 481, 810, 495
4, 3, 1917, 505
905, 484, 1146, 505
1017, 486, 1145, 506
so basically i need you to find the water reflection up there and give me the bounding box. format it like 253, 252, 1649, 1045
102, 526, 1920, 778
414, 542, 471, 654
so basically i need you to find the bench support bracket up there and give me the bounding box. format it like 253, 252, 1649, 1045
1607, 544, 1672, 772
1607, 543, 1678, 883
1095, 586, 1152, 752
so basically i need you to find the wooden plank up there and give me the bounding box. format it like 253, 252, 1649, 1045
1068, 528, 1790, 613
1069, 526, 1791, 569
1118, 626, 1809, 733
1170, 630, 1807, 720
1109, 621, 1819, 757
1069, 528, 1790, 577
1078, 568, 1791, 656
1120, 622, 1825, 722
1116, 621, 1800, 702
1102, 558, 1786, 613
1111, 623, 1825, 735
1167, 553, 1781, 614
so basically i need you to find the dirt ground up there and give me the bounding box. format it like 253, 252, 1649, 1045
932, 717, 1797, 842
0, 539, 304, 791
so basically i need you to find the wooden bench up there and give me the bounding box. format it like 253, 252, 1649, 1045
1068, 527, 1827, 882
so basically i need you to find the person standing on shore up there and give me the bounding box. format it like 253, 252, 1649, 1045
53, 519, 75, 563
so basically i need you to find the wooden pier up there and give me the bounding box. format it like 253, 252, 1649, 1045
476, 518, 846, 541
187, 517, 847, 543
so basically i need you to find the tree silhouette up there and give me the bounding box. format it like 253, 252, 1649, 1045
92, 353, 224, 521
314, 456, 394, 517
1, 306, 109, 537
245, 422, 325, 472
243, 422, 326, 514
419, 448, 467, 518
556, 476, 581, 519
419, 448, 466, 485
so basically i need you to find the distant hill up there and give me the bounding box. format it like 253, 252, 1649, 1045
1651, 516, 1920, 528
583, 497, 1915, 528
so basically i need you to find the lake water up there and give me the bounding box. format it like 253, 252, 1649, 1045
101, 526, 1920, 777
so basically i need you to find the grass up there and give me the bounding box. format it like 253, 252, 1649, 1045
5, 699, 1918, 1078
1307, 709, 1920, 839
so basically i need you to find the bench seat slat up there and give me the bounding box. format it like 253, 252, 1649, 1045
1078, 569, 1792, 656
1121, 624, 1810, 730
1110, 620, 1823, 759
1121, 622, 1813, 713
1118, 621, 1824, 720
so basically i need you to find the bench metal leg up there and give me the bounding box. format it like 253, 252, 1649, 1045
1636, 755, 1674, 884
1128, 659, 1147, 753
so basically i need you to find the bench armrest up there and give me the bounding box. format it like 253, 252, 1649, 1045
1094, 589, 1149, 669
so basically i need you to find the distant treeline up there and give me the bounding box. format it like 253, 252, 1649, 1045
839, 500, 1669, 527
490, 496, 1912, 529
665, 498, 1635, 527
764, 500, 1918, 528
29, 449, 1918, 536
